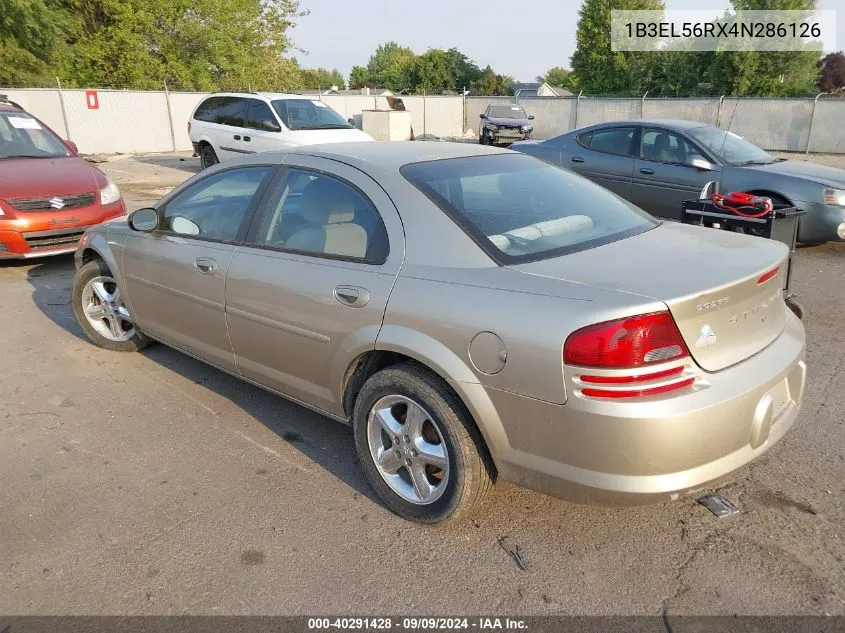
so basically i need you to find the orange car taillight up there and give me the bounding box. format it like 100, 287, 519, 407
565, 312, 694, 399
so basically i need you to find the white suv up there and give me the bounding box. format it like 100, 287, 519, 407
188, 92, 373, 168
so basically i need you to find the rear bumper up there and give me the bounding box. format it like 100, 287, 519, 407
0, 202, 124, 259
472, 309, 806, 504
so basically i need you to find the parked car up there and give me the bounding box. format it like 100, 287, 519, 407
71, 142, 805, 524
512, 118, 845, 243
479, 104, 534, 145
0, 96, 124, 259
189, 92, 373, 168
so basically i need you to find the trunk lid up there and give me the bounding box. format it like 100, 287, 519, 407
512, 223, 790, 372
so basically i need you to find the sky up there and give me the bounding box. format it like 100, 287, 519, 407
290, 0, 845, 83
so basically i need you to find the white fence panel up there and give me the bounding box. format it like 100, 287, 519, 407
169, 92, 211, 151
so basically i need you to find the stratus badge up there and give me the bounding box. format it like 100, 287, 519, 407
696, 324, 717, 348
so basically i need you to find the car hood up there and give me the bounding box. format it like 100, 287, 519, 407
486, 117, 531, 128
747, 159, 845, 188
289, 127, 374, 145
0, 156, 103, 200
512, 222, 790, 372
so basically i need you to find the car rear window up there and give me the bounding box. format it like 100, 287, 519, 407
401, 153, 657, 264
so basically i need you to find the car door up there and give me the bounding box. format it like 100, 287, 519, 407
210, 97, 249, 161
225, 155, 404, 416
122, 165, 274, 371
564, 126, 637, 198
630, 127, 721, 221
242, 99, 285, 154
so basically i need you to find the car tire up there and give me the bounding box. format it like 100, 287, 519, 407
479, 133, 488, 145
71, 260, 150, 352
200, 144, 219, 169
353, 363, 494, 524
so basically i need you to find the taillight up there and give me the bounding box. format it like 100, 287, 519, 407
564, 311, 689, 368
757, 267, 779, 285
187, 121, 192, 134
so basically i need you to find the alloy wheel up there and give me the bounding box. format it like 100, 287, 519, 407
80, 276, 136, 342
367, 395, 450, 505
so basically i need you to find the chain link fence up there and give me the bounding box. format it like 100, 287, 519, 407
4, 86, 845, 155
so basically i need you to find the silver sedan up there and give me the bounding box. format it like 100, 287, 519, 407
71, 142, 806, 523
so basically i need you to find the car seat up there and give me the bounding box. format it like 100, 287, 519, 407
285, 178, 368, 258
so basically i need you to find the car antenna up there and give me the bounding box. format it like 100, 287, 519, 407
718, 97, 739, 158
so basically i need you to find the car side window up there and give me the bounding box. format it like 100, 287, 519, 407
245, 101, 279, 131
161, 167, 270, 242
585, 127, 636, 156
213, 97, 247, 127
194, 97, 223, 123
251, 168, 389, 263
640, 128, 705, 165
576, 131, 593, 148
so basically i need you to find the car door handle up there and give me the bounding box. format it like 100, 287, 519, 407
334, 285, 370, 308
571, 156, 585, 163
243, 136, 251, 142
194, 257, 218, 275
233, 134, 241, 140
639, 167, 655, 175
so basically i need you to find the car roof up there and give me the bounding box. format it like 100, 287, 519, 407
582, 119, 710, 132
200, 92, 319, 101
290, 141, 512, 169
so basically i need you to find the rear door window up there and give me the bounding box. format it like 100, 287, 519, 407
194, 97, 223, 123
212, 97, 247, 128
585, 127, 636, 156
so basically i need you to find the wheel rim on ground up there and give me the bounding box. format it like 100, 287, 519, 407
81, 276, 136, 342
202, 148, 217, 168
367, 394, 450, 505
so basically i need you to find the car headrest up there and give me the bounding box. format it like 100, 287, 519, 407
654, 133, 670, 150
300, 178, 356, 225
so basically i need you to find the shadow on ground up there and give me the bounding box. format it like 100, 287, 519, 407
24, 256, 382, 504
132, 152, 201, 175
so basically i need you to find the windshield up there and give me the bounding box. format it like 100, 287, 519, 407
402, 153, 657, 263
488, 105, 527, 119
0, 112, 70, 159
687, 125, 776, 165
272, 99, 352, 131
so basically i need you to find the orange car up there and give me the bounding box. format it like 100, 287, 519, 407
0, 96, 125, 259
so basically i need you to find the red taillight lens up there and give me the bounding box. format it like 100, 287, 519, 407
757, 267, 779, 285
563, 311, 689, 368
581, 378, 696, 399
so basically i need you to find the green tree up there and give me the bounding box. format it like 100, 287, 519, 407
818, 52, 845, 93
360, 41, 416, 91
348, 65, 370, 87
411, 48, 455, 93
301, 67, 345, 90
53, 0, 305, 91
710, 0, 820, 96
537, 66, 579, 91
445, 47, 482, 90
0, 0, 65, 86
470, 65, 513, 96
570, 0, 664, 95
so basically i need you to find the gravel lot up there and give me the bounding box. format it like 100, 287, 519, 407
1, 151, 844, 616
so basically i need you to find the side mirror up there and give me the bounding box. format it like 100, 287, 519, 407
65, 140, 78, 154
690, 157, 715, 171
528, 115, 535, 120
347, 118, 355, 126
480, 113, 487, 119
261, 119, 281, 132
128, 208, 158, 232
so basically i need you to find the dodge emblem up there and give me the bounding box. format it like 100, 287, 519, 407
696, 324, 717, 348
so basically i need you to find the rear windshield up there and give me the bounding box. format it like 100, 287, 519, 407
402, 153, 657, 264
0, 112, 70, 159
271, 99, 352, 131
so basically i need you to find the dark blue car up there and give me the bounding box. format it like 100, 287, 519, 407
479, 104, 534, 145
